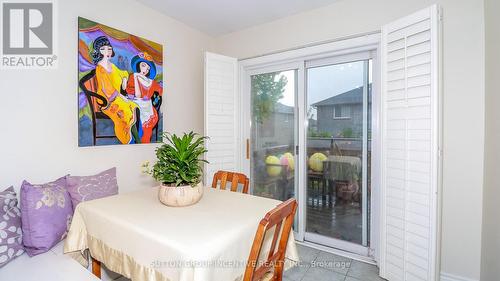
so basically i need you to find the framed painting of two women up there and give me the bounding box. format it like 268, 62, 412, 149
78, 17, 163, 147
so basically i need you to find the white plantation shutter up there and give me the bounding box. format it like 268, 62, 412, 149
204, 52, 239, 185
380, 5, 441, 281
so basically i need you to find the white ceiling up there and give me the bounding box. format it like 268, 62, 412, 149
137, 0, 339, 36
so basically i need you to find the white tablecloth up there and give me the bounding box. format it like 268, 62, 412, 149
64, 187, 298, 281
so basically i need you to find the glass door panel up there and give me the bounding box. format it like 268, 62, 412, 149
305, 59, 372, 248
250, 70, 297, 202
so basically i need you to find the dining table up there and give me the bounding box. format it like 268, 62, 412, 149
64, 186, 299, 281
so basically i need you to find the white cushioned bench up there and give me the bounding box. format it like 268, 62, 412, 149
0, 241, 100, 281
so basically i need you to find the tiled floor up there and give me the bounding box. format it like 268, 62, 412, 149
111, 244, 385, 281
283, 244, 385, 281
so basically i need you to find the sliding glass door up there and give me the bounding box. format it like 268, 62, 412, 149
245, 52, 374, 256
304, 55, 372, 255
249, 69, 297, 202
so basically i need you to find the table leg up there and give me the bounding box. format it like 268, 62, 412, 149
92, 257, 102, 279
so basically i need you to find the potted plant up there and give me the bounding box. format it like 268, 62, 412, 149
143, 131, 208, 207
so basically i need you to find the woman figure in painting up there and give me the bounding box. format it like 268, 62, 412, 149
126, 52, 163, 143
79, 36, 141, 144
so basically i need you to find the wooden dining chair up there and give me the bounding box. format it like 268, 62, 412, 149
211, 170, 250, 194
243, 198, 298, 281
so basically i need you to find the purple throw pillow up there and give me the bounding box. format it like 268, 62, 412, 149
20, 177, 73, 256
0, 186, 24, 267
66, 167, 118, 209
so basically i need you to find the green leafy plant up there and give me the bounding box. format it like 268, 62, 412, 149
308, 130, 332, 138
142, 132, 208, 187
339, 127, 354, 138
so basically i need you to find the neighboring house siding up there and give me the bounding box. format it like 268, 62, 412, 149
312, 85, 372, 138
256, 112, 294, 149
253, 103, 294, 151
316, 104, 363, 137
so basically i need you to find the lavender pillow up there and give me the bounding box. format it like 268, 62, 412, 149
66, 167, 118, 209
20, 177, 73, 256
0, 186, 24, 267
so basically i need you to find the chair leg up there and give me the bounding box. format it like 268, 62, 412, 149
92, 115, 97, 146
92, 257, 101, 279
328, 180, 334, 207
321, 179, 326, 206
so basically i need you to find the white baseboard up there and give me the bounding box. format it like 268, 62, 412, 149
441, 272, 478, 281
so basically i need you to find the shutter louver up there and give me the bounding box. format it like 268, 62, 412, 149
381, 5, 440, 281
204, 52, 239, 185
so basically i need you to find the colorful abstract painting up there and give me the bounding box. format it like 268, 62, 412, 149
78, 17, 163, 147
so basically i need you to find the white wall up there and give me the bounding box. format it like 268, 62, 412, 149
215, 0, 485, 280
0, 0, 213, 193
481, 0, 500, 280
0, 0, 487, 279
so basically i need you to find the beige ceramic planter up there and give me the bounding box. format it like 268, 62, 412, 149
158, 183, 204, 207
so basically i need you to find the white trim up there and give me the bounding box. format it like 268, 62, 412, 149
296, 61, 306, 242
440, 272, 478, 281
240, 33, 380, 69
305, 51, 373, 69
296, 240, 376, 265
370, 49, 382, 264
240, 31, 381, 61
379, 18, 388, 280
239, 63, 250, 181
361, 60, 369, 247
304, 232, 369, 257
246, 61, 301, 76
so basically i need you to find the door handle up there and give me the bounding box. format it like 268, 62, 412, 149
246, 139, 250, 160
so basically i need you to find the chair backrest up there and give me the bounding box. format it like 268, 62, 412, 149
211, 170, 249, 194
244, 198, 298, 281
83, 76, 103, 114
